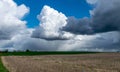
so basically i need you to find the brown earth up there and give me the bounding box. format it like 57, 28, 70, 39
1, 53, 120, 72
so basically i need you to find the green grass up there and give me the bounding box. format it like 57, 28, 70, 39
0, 51, 100, 56
0, 57, 8, 72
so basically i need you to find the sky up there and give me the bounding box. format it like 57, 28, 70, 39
14, 0, 92, 28
0, 0, 120, 52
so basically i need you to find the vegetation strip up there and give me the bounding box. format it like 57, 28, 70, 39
0, 57, 8, 72
0, 51, 100, 56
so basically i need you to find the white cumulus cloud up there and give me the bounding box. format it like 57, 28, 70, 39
0, 0, 29, 40
32, 5, 74, 40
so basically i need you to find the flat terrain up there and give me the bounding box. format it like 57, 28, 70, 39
2, 53, 120, 72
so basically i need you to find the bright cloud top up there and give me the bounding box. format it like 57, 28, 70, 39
0, 0, 29, 40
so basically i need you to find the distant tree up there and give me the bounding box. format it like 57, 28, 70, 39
26, 49, 30, 52
13, 50, 16, 52
117, 51, 120, 53
4, 49, 8, 53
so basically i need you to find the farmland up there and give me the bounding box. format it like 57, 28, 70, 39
1, 53, 120, 72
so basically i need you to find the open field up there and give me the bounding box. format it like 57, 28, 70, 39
2, 53, 120, 72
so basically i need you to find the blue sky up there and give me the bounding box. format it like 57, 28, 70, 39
14, 0, 92, 28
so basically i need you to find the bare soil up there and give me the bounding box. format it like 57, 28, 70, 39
2, 53, 120, 72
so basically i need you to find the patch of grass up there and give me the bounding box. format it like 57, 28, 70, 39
0, 57, 8, 72
0, 51, 100, 56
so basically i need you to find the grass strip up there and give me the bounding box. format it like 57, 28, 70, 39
0, 57, 8, 72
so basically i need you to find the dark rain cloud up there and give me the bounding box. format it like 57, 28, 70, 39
62, 17, 93, 35
62, 0, 120, 34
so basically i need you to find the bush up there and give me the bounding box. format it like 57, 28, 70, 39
26, 49, 30, 52
3, 49, 8, 53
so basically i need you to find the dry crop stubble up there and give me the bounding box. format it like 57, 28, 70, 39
1, 53, 120, 72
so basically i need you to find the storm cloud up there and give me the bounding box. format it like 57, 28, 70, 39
91, 0, 120, 33
62, 17, 93, 35
63, 0, 120, 34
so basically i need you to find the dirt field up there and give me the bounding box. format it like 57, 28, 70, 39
1, 53, 120, 72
